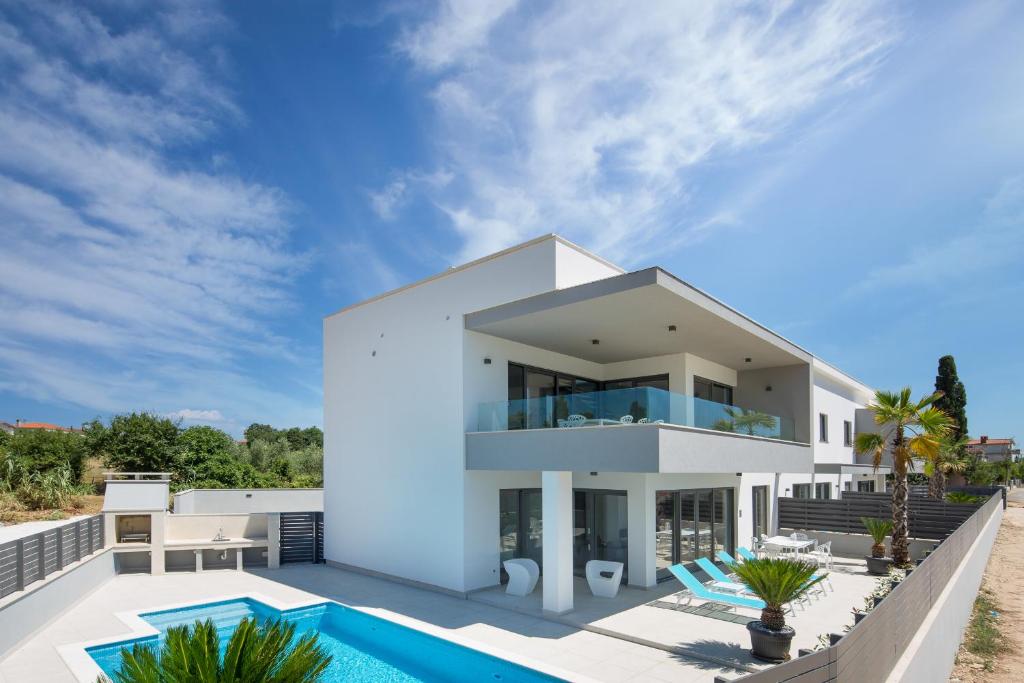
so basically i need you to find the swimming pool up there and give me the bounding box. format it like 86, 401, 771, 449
86, 598, 564, 682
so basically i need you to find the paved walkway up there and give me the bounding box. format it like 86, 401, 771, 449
0, 564, 742, 683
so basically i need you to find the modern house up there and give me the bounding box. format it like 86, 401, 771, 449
323, 235, 882, 614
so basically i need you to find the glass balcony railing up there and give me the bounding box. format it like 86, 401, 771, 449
476, 387, 795, 441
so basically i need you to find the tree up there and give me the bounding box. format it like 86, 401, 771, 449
93, 412, 180, 473
855, 388, 952, 567
112, 617, 331, 683
2, 428, 88, 480
243, 423, 277, 445
176, 426, 237, 483
924, 433, 970, 499
932, 356, 968, 497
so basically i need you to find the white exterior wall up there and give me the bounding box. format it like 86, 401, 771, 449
324, 237, 621, 593
172, 489, 323, 514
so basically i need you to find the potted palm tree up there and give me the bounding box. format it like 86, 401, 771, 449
108, 617, 332, 682
925, 433, 970, 500
861, 516, 894, 575
855, 388, 952, 568
730, 558, 825, 662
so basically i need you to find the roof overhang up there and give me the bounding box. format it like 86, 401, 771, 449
465, 268, 811, 368
814, 463, 891, 476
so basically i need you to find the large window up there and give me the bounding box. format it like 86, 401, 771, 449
655, 487, 735, 575
507, 363, 600, 429
857, 480, 876, 493
693, 377, 733, 405
501, 487, 627, 580
792, 483, 812, 499
815, 482, 832, 499
819, 413, 829, 443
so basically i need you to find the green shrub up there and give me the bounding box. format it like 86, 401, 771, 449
946, 491, 985, 504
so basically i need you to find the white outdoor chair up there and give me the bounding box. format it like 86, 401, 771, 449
619, 415, 634, 424
791, 532, 809, 541
637, 417, 649, 423
808, 541, 833, 570
566, 414, 586, 428
585, 560, 624, 598
557, 419, 568, 428
503, 558, 539, 597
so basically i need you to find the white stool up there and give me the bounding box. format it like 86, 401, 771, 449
585, 560, 624, 598
503, 558, 539, 596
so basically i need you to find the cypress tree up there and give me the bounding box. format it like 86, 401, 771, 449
934, 355, 967, 438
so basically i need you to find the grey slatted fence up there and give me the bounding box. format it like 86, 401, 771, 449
779, 492, 981, 539
279, 512, 324, 564
0, 514, 105, 599
722, 492, 1003, 683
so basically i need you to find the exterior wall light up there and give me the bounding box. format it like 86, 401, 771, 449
744, 357, 752, 363
483, 357, 492, 365
668, 325, 677, 331
591, 339, 600, 345
765, 385, 773, 392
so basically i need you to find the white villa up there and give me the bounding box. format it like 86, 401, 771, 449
323, 235, 886, 615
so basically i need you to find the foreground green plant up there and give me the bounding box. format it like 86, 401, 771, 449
106, 617, 331, 683
945, 491, 985, 504
860, 517, 893, 559
963, 589, 1007, 671
729, 558, 824, 631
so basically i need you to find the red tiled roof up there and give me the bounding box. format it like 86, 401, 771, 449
15, 422, 82, 432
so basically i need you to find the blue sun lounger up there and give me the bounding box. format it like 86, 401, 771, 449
694, 557, 748, 593
737, 546, 757, 562
667, 563, 765, 610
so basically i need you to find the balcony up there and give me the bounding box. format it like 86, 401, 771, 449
467, 388, 811, 474
477, 387, 795, 441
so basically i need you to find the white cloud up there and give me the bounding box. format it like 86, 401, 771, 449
0, 2, 315, 427
166, 409, 227, 423
850, 175, 1024, 295
388, 0, 899, 264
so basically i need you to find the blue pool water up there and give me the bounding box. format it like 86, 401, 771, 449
87, 598, 563, 682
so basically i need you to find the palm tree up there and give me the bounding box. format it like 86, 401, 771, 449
924, 433, 970, 500
860, 517, 892, 558
109, 617, 332, 683
730, 558, 824, 632
855, 388, 952, 567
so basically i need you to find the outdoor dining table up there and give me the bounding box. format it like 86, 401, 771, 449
763, 535, 815, 555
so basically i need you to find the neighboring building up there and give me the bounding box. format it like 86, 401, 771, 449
323, 234, 879, 613
0, 421, 15, 435
10, 420, 84, 434
967, 436, 1019, 463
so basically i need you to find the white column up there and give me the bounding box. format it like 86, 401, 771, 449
628, 475, 657, 588
150, 512, 166, 575
542, 471, 573, 615
236, 548, 244, 570
267, 513, 281, 569
195, 549, 203, 572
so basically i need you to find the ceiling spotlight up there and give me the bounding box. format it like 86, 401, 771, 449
668, 325, 677, 332
591, 339, 600, 345
744, 357, 752, 363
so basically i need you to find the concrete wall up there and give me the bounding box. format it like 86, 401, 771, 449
164, 513, 268, 540
735, 364, 812, 444
173, 489, 323, 514
0, 549, 115, 659
887, 501, 1003, 683
102, 480, 169, 512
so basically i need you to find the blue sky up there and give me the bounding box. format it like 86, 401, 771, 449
0, 0, 1021, 439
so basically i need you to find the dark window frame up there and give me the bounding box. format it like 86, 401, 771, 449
819, 413, 829, 443
844, 420, 853, 447
815, 482, 832, 499
693, 376, 734, 406
792, 483, 812, 499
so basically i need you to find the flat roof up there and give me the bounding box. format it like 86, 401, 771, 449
465, 267, 812, 367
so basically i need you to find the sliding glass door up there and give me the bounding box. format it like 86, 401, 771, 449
654, 488, 736, 577
501, 487, 627, 582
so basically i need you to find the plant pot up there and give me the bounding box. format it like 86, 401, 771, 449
865, 556, 894, 575
747, 621, 795, 663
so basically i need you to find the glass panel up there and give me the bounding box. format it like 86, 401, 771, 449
752, 486, 769, 540
711, 383, 732, 406
572, 491, 590, 573
693, 378, 711, 401
695, 490, 714, 559
525, 369, 555, 429
521, 491, 543, 568
713, 489, 734, 556
655, 492, 675, 571
507, 365, 525, 430
816, 482, 832, 499
594, 493, 628, 574
793, 483, 811, 499
636, 377, 669, 391
678, 492, 697, 562
499, 490, 519, 566
477, 385, 795, 440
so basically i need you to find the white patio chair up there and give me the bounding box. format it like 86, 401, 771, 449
619, 415, 634, 424
503, 558, 539, 596
585, 560, 624, 598
808, 540, 833, 570
557, 419, 568, 428
566, 414, 586, 427
637, 417, 649, 423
